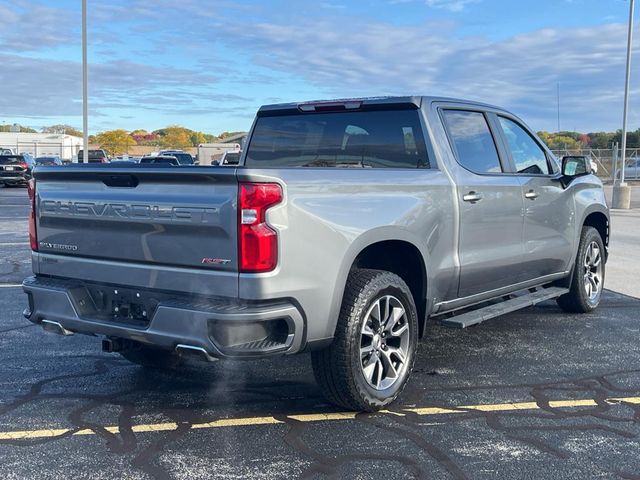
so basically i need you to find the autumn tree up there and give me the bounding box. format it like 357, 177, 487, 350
587, 132, 616, 149
95, 129, 136, 156
610, 128, 640, 148
190, 131, 207, 146
578, 134, 590, 147
158, 126, 192, 149
537, 131, 580, 150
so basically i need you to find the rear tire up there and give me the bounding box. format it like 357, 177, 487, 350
311, 269, 418, 412
557, 226, 605, 313
119, 346, 182, 370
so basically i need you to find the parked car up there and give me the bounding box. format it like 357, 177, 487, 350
0, 154, 33, 186
623, 158, 640, 179
613, 157, 640, 180
23, 96, 609, 411
35, 156, 63, 166
158, 150, 194, 165
0, 148, 14, 155
217, 150, 241, 166
139, 155, 179, 165
78, 149, 109, 163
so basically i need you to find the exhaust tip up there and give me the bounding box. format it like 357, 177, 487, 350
41, 320, 74, 336
175, 344, 218, 362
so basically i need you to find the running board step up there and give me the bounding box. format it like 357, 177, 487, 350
440, 287, 569, 328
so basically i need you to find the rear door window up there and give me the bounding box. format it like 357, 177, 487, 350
498, 117, 550, 175
245, 109, 430, 169
442, 110, 502, 174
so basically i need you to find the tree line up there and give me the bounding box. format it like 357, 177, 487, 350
537, 129, 640, 150
3, 123, 639, 155
1, 124, 243, 156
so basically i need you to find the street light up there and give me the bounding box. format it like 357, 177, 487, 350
82, 0, 88, 163
613, 0, 635, 209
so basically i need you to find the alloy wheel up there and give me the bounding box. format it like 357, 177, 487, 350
359, 295, 411, 391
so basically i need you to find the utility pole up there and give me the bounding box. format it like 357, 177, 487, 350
82, 0, 88, 163
557, 83, 561, 132
613, 0, 634, 209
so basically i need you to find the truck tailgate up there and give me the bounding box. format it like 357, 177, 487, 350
33, 166, 238, 287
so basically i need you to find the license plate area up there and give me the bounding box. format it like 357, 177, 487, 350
81, 285, 161, 327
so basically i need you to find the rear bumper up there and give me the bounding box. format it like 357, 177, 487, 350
1, 174, 29, 184
22, 276, 306, 359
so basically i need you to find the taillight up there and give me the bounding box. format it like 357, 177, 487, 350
238, 183, 283, 272
27, 179, 37, 251
20, 162, 28, 169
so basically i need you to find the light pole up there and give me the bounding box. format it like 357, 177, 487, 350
557, 83, 561, 132
613, 0, 635, 209
81, 0, 88, 163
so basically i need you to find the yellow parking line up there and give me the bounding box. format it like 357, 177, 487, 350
1, 396, 639, 441
287, 412, 357, 422
192, 417, 282, 429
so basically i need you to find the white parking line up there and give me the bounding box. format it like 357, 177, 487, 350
0, 284, 22, 288
0, 242, 28, 246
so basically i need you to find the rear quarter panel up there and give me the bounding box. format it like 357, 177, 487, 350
236, 167, 456, 342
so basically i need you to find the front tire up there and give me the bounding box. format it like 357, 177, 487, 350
557, 226, 605, 313
312, 269, 418, 411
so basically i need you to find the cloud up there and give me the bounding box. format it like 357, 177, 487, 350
1, 0, 638, 133
423, 0, 479, 11
0, 53, 252, 119
0, 1, 76, 51
390, 0, 480, 12
220, 18, 640, 131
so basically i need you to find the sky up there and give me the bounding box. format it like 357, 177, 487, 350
0, 0, 638, 135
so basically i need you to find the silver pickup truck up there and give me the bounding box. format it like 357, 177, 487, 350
23, 96, 609, 411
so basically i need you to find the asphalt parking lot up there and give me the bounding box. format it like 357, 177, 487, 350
1, 184, 640, 479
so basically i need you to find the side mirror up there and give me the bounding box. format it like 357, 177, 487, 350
562, 155, 591, 177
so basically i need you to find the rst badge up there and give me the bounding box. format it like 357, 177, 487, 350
201, 258, 231, 265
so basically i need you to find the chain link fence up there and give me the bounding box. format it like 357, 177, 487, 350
551, 148, 640, 182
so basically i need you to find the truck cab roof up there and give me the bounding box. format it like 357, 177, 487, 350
257, 96, 505, 116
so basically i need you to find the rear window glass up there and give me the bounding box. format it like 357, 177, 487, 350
171, 153, 193, 164
79, 150, 106, 158
140, 157, 178, 165
0, 156, 24, 165
222, 152, 240, 164
245, 110, 430, 169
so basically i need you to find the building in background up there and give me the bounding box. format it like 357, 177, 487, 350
0, 132, 83, 161
219, 132, 247, 147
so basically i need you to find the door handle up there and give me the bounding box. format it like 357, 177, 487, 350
524, 190, 539, 200
462, 191, 483, 203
